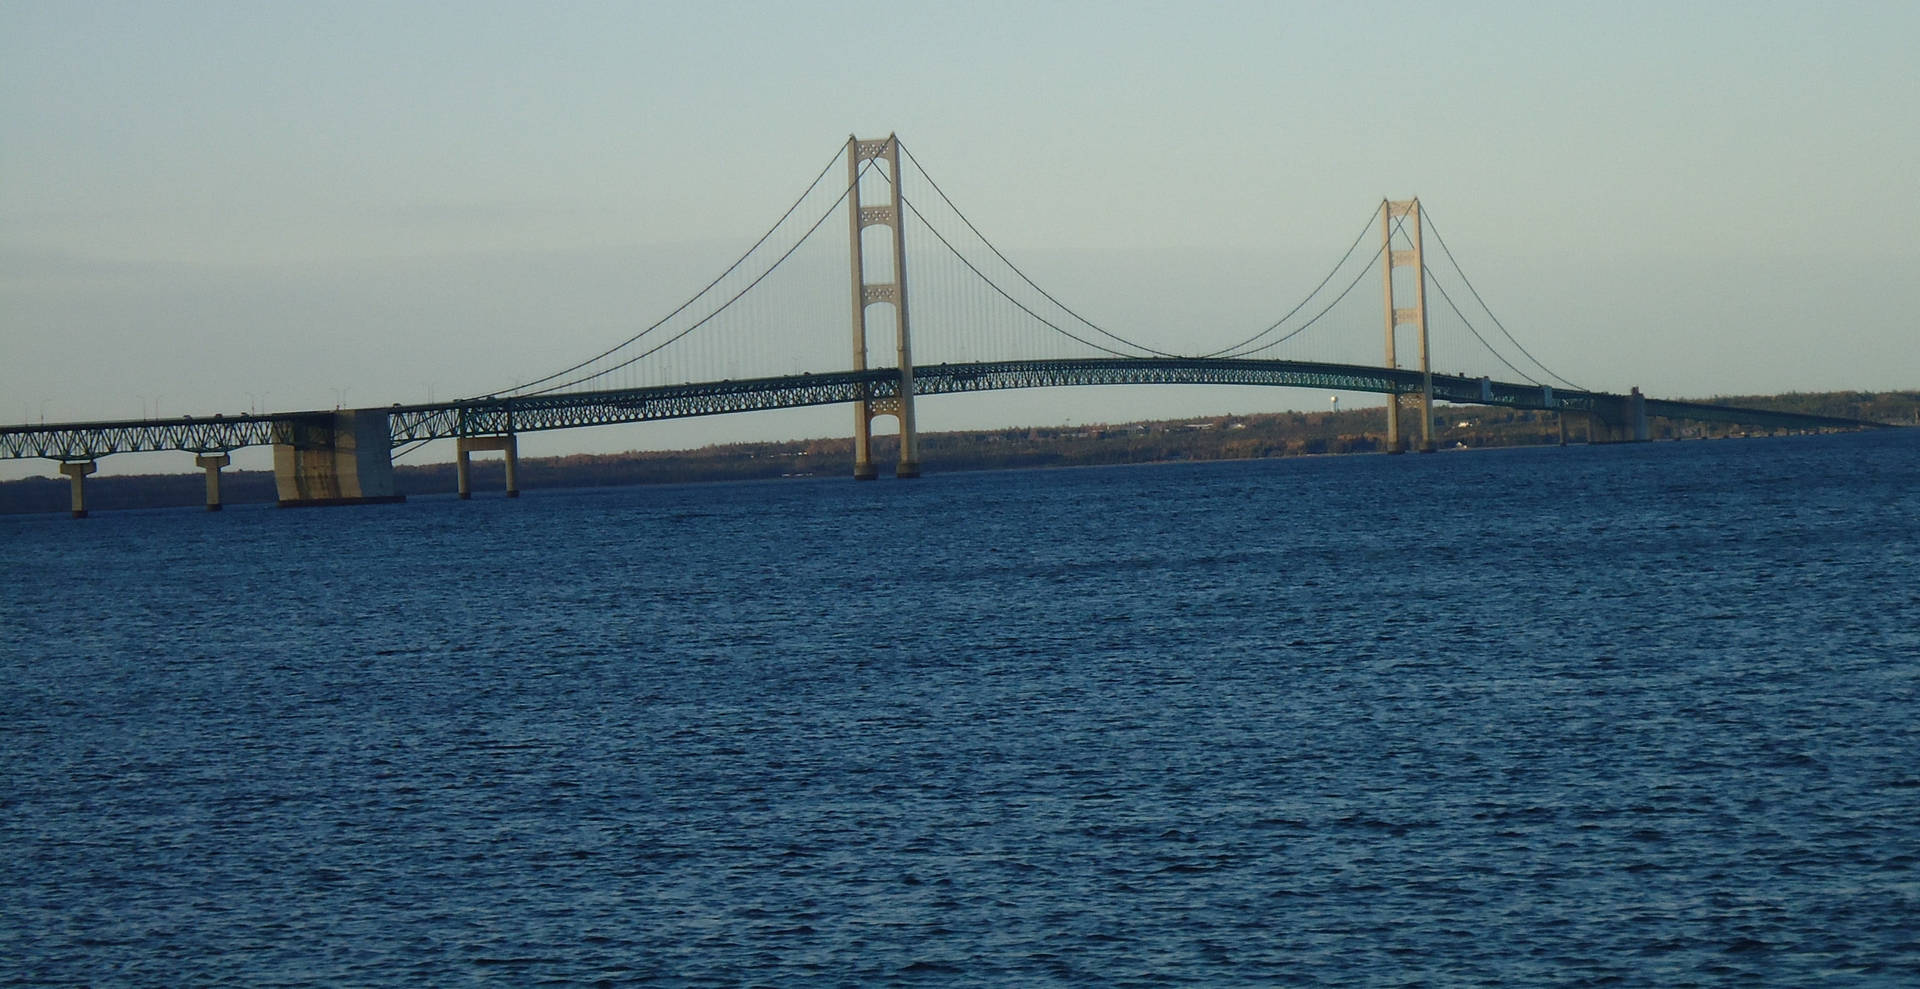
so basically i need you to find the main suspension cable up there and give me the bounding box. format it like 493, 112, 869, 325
476, 142, 851, 399
902, 144, 1413, 364
1423, 273, 1541, 385
519, 160, 874, 396
1201, 203, 1387, 358
1219, 208, 1409, 360
900, 195, 1160, 359
1418, 206, 1586, 391
898, 143, 1182, 357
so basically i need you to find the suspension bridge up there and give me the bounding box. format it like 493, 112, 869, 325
1, 135, 1888, 517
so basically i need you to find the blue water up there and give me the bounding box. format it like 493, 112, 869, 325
4, 431, 1919, 986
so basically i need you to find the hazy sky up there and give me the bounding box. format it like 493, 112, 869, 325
4, 1, 1916, 477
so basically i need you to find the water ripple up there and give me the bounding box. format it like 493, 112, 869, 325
3, 431, 1918, 984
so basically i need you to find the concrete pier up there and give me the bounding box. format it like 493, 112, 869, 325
59, 460, 96, 518
1588, 387, 1651, 444
195, 453, 230, 511
272, 410, 403, 507
455, 434, 519, 499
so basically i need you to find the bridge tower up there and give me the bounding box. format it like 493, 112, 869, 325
846, 134, 920, 480
1380, 199, 1436, 453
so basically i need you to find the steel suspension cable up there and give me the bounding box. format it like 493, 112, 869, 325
1200, 203, 1387, 358
904, 143, 1402, 363
477, 142, 850, 399
897, 144, 1181, 357
520, 160, 875, 396
1417, 206, 1586, 391
1423, 273, 1542, 385
899, 195, 1158, 358
1220, 209, 1409, 360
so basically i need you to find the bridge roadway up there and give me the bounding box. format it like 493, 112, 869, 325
0, 357, 1889, 463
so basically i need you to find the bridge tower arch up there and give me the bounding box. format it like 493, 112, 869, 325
1381, 199, 1436, 453
846, 134, 920, 480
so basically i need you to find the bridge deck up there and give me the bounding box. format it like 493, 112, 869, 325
0, 359, 1889, 462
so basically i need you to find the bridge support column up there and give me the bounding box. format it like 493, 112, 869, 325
59, 460, 96, 518
846, 134, 920, 480
272, 410, 404, 508
195, 453, 230, 511
1587, 387, 1651, 444
455, 435, 519, 499
1381, 198, 1434, 454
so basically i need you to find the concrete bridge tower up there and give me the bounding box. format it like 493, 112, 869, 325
1380, 199, 1436, 453
846, 135, 920, 480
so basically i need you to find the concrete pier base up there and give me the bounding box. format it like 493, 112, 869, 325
455, 434, 519, 499
1588, 387, 1652, 444
195, 453, 230, 511
59, 460, 96, 518
272, 410, 403, 507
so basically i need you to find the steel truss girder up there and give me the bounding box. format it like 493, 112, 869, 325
0, 360, 1885, 462
386, 370, 902, 442
0, 416, 281, 461
1639, 398, 1880, 432
917, 360, 1611, 420
914, 358, 1419, 396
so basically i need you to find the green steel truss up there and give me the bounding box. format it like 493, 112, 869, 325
0, 359, 1889, 462
0, 416, 284, 461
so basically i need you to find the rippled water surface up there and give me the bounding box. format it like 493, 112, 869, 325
5, 431, 1920, 985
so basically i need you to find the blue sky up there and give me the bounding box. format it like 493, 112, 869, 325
3, 1, 1916, 476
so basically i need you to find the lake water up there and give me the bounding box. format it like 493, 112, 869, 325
4, 431, 1919, 986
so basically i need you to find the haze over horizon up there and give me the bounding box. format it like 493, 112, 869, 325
4, 1, 1915, 479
